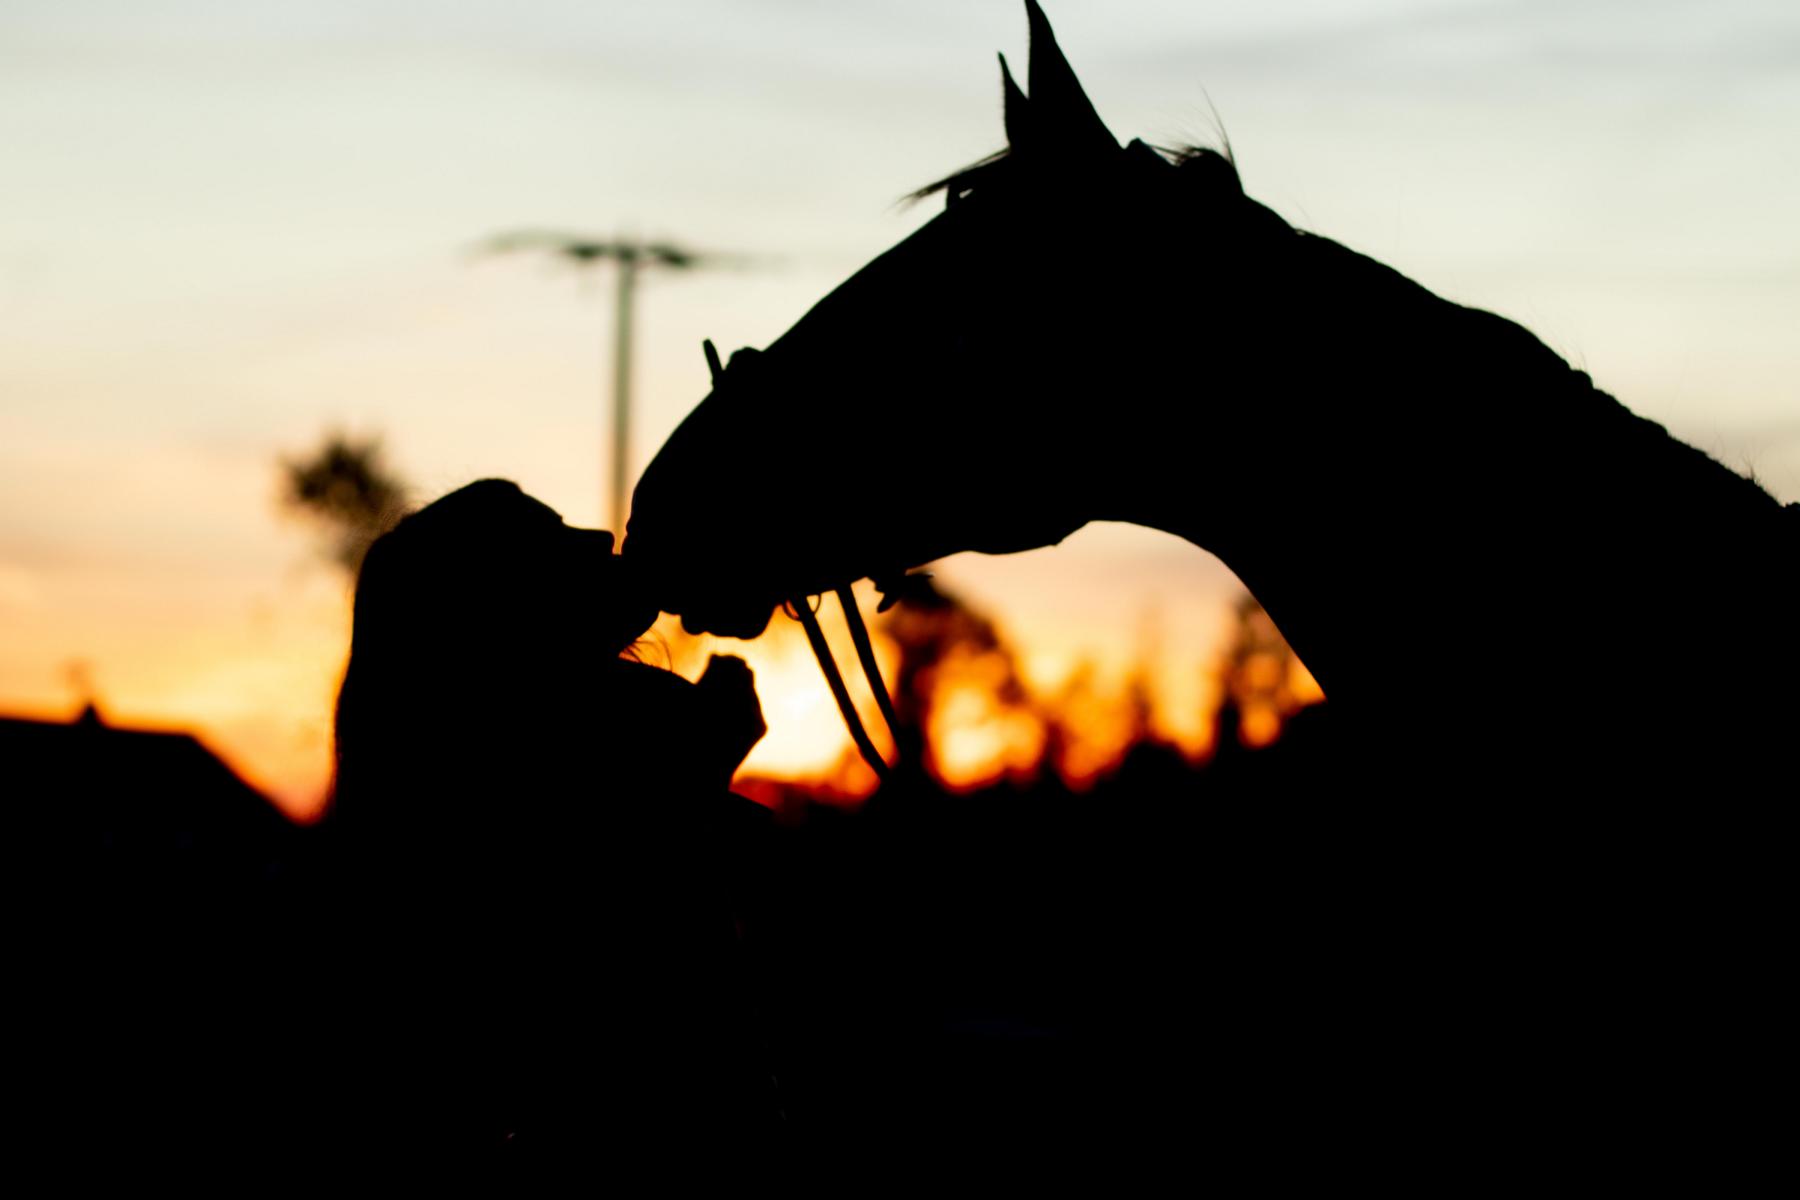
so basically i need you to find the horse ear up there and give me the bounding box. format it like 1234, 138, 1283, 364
1024, 0, 1116, 158
999, 52, 1030, 149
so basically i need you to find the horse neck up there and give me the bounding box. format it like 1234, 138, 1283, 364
1100, 234, 1796, 758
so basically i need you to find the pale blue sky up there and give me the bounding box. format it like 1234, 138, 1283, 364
2, 0, 1795, 806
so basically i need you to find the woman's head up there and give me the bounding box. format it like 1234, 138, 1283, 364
332, 480, 658, 842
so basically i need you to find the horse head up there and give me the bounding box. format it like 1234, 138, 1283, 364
627, 1, 1288, 637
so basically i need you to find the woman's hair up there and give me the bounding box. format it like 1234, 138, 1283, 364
331, 479, 652, 852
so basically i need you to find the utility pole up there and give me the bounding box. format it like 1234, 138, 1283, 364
483, 231, 717, 532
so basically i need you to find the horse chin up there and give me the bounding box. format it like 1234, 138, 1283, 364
649, 509, 1086, 640
677, 596, 779, 640
673, 582, 784, 636
665, 557, 835, 640
670, 548, 876, 640
959, 512, 1090, 559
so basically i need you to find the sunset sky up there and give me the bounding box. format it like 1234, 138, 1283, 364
3, 0, 1796, 818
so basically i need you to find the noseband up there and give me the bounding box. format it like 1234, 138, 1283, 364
703, 340, 906, 782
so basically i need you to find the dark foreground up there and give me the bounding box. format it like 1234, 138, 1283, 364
19, 703, 1780, 1184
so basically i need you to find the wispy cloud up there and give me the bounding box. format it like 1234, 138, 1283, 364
1113, 0, 1800, 82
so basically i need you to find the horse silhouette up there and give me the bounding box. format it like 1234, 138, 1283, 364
628, 0, 1792, 1178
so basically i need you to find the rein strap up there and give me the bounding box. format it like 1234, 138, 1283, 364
792, 591, 897, 782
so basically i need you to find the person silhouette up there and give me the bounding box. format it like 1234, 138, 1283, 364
327, 478, 779, 1165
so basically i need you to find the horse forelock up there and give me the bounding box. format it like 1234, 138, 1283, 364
906, 149, 1016, 205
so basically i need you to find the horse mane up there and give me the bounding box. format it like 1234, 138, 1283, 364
907, 142, 1241, 205
1261, 207, 1794, 532
907, 149, 1015, 204
909, 138, 1794, 544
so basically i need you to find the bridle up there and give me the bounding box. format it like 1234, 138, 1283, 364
785, 589, 900, 782
702, 339, 908, 782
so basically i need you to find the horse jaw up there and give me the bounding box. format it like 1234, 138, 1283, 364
627, 424, 1092, 640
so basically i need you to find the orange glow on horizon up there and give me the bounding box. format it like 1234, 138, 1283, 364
4, 571, 1322, 821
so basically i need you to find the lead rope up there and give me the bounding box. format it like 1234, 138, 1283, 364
702, 340, 901, 782
836, 583, 902, 745
790, 595, 893, 782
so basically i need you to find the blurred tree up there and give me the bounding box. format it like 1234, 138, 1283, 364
878, 577, 1041, 789
279, 432, 408, 575
1216, 592, 1315, 749
64, 658, 102, 718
